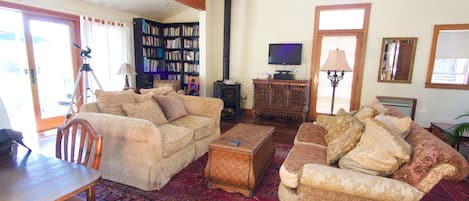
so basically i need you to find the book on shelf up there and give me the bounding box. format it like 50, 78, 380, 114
143, 57, 160, 72
183, 38, 198, 48
164, 26, 181, 37
184, 63, 199, 73
165, 38, 181, 49
165, 50, 182, 60
142, 36, 161, 46
142, 19, 159, 35
182, 25, 199, 36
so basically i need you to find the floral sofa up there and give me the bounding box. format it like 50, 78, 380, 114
74, 87, 223, 191
278, 103, 469, 201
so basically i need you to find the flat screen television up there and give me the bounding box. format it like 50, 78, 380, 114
268, 43, 302, 65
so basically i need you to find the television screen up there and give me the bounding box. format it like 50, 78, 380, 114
268, 43, 302, 65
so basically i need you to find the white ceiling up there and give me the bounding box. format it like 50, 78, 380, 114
78, 0, 190, 21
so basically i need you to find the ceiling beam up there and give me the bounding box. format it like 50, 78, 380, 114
175, 0, 205, 11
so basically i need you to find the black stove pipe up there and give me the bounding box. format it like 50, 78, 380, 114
223, 0, 231, 80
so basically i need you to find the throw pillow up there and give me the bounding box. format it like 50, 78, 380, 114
95, 89, 136, 116
153, 94, 189, 121
315, 115, 335, 131
121, 99, 168, 126
339, 119, 412, 176
323, 108, 364, 144
140, 86, 176, 96
354, 106, 378, 124
326, 124, 363, 164
368, 98, 389, 115
375, 114, 412, 139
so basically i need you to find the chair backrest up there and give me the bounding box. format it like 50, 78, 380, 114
56, 118, 103, 169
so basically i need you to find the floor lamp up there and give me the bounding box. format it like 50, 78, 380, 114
117, 63, 137, 90
320, 49, 352, 115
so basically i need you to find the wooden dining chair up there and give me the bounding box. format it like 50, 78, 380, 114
56, 118, 103, 201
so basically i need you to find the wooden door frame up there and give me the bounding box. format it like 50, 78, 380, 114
1, 1, 81, 132
308, 3, 370, 120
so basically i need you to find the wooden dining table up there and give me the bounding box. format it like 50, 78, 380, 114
0, 146, 101, 201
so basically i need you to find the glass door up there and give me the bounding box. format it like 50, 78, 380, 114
23, 14, 79, 132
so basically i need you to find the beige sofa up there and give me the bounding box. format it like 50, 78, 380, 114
278, 107, 469, 201
74, 89, 223, 191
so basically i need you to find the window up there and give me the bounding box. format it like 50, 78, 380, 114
309, 3, 371, 118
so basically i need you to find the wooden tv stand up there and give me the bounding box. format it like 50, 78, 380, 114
252, 79, 310, 121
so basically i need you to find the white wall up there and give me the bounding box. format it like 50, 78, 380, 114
205, 0, 469, 126
162, 7, 199, 23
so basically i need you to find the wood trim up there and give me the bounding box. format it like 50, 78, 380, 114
425, 24, 469, 90
308, 3, 371, 120
176, 0, 206, 11
0, 1, 79, 21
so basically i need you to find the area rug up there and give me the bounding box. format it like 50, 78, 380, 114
89, 143, 291, 201
86, 143, 469, 201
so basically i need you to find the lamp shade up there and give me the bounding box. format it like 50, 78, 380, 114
117, 63, 137, 75
320, 49, 352, 72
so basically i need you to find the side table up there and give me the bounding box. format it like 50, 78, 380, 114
430, 122, 469, 151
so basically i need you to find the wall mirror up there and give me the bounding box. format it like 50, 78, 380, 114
378, 37, 417, 83
426, 24, 469, 90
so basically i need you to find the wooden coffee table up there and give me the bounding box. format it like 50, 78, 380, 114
204, 123, 275, 197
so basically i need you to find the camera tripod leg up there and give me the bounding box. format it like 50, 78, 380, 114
64, 71, 83, 123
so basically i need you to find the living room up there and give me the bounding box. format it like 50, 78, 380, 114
1, 0, 469, 200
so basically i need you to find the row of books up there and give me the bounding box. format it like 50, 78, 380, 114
142, 47, 163, 58
183, 51, 200, 62
166, 62, 182, 72
164, 27, 181, 37
168, 74, 180, 80
142, 36, 161, 46
165, 38, 181, 49
183, 38, 198, 48
182, 25, 199, 36
184, 63, 199, 73
143, 58, 161, 72
165, 51, 182, 61
142, 20, 159, 35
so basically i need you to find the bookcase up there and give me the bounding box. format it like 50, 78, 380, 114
134, 18, 200, 93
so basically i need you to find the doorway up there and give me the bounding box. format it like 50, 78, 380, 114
0, 6, 80, 134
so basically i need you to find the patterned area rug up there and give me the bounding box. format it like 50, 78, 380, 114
89, 143, 291, 201
86, 143, 469, 201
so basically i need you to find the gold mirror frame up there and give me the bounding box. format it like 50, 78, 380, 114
378, 37, 417, 83
425, 24, 469, 90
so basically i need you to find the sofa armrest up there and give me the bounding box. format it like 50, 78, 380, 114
73, 112, 164, 163
179, 95, 223, 126
299, 164, 424, 201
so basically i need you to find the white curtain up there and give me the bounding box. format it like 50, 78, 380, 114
80, 16, 131, 91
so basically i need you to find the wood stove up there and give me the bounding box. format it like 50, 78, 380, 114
214, 81, 240, 120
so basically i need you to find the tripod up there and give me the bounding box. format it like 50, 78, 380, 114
64, 46, 102, 123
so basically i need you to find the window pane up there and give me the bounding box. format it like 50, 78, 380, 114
431, 58, 469, 84
319, 9, 365, 30
317, 36, 356, 114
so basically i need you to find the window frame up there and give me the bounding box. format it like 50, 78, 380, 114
425, 24, 469, 90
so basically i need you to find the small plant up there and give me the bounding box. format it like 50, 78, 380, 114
447, 110, 469, 144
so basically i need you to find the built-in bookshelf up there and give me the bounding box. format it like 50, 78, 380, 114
134, 18, 200, 92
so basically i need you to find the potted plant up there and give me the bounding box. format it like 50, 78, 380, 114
446, 110, 469, 150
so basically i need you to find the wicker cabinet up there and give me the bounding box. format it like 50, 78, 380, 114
252, 79, 309, 121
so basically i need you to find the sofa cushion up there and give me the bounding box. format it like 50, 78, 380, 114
121, 100, 168, 126
171, 115, 216, 140
353, 106, 377, 124
294, 122, 327, 147
375, 114, 411, 139
95, 89, 136, 116
326, 124, 363, 164
153, 94, 189, 121
140, 85, 176, 96
317, 109, 363, 144
368, 98, 389, 115
279, 144, 326, 188
158, 124, 194, 157
339, 119, 412, 176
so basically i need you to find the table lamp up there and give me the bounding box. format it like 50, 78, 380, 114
320, 49, 352, 115
117, 63, 137, 89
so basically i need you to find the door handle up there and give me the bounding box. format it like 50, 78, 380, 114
30, 69, 36, 84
